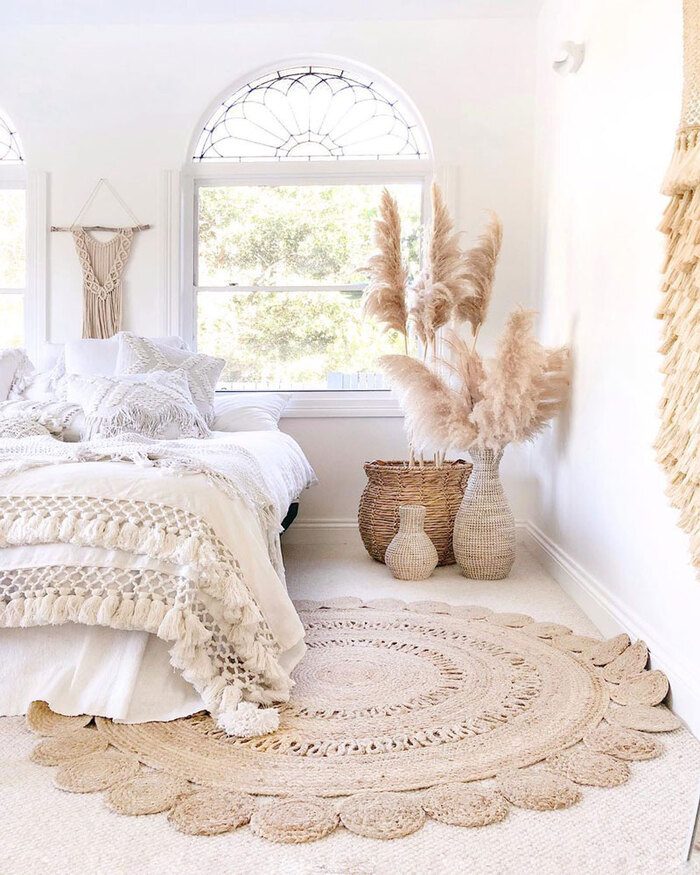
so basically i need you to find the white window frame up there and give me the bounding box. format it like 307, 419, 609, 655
0, 165, 47, 362
180, 159, 435, 417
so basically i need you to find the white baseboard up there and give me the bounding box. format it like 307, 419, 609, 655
281, 518, 362, 547
284, 517, 529, 546
522, 521, 700, 737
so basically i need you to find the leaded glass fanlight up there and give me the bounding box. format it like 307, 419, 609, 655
0, 114, 23, 162
193, 65, 428, 162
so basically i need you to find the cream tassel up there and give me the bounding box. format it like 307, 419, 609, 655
145, 599, 167, 633
5, 599, 24, 626
97, 595, 120, 625
78, 594, 102, 624
157, 605, 185, 641
132, 597, 153, 628
51, 595, 71, 624
114, 598, 135, 628
218, 701, 279, 738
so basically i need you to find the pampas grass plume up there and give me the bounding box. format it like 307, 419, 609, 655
361, 188, 409, 338
380, 354, 477, 452
454, 210, 503, 334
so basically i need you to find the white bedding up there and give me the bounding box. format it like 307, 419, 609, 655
0, 430, 316, 726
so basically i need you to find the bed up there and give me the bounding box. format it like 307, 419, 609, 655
0, 338, 317, 738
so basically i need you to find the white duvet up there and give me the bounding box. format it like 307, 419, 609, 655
0, 430, 316, 729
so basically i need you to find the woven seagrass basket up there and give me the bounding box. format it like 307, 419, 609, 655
359, 460, 471, 566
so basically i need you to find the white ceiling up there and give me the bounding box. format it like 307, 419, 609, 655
5, 0, 543, 26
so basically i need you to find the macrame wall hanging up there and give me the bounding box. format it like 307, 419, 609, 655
51, 179, 151, 339
658, 0, 700, 577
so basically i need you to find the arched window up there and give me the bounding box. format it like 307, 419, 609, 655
184, 62, 432, 395
0, 114, 23, 163
0, 111, 27, 349
193, 66, 427, 163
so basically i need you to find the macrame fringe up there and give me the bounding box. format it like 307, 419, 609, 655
0, 592, 278, 738
82, 288, 122, 341
0, 511, 217, 569
0, 437, 288, 584
661, 127, 700, 195
84, 402, 209, 441
0, 504, 291, 689
656, 137, 700, 574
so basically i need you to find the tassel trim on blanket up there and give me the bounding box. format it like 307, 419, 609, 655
0, 495, 294, 737
0, 583, 284, 738
0, 498, 291, 690
0, 495, 279, 678
0, 434, 311, 733
0, 434, 288, 583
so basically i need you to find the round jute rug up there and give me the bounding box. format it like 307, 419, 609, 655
26, 599, 680, 843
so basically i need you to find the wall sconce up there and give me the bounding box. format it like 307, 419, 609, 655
553, 41, 585, 76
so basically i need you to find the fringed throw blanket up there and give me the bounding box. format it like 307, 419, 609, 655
0, 434, 308, 737
658, 0, 700, 575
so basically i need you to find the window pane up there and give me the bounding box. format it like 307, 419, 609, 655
0, 294, 23, 347
0, 189, 26, 288
198, 183, 422, 287
198, 289, 406, 391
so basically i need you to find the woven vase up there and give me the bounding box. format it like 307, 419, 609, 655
385, 505, 439, 581
453, 448, 515, 580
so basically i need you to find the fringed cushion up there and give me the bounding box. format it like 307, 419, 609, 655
116, 333, 224, 424
67, 371, 210, 440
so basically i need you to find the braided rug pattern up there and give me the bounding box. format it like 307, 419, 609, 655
25, 599, 680, 844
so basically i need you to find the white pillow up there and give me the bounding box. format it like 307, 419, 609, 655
115, 332, 224, 424
64, 335, 189, 378
39, 342, 64, 371
212, 393, 290, 432
0, 349, 35, 401
66, 370, 209, 440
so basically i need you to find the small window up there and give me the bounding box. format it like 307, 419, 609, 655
188, 63, 431, 392
0, 112, 25, 348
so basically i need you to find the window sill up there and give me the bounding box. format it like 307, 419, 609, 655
216, 390, 403, 418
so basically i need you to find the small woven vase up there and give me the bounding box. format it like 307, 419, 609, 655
453, 448, 515, 580
384, 505, 439, 581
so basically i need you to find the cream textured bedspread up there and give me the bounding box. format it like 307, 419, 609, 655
0, 432, 315, 736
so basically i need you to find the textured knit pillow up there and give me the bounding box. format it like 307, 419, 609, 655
0, 415, 51, 439
66, 371, 210, 440
212, 393, 291, 432
115, 333, 224, 424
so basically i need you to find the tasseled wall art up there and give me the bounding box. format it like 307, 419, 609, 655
51, 178, 151, 339
658, 0, 700, 576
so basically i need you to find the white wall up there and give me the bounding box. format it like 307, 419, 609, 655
0, 15, 538, 525
533, 0, 700, 731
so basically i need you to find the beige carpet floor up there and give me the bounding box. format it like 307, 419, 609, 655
1, 542, 698, 875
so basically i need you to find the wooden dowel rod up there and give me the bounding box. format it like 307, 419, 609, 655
50, 224, 151, 232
